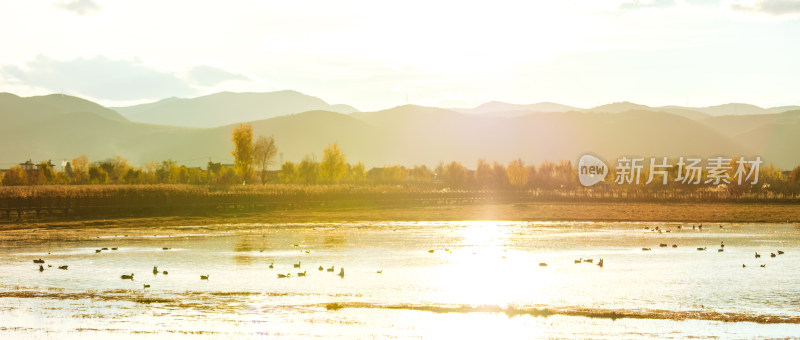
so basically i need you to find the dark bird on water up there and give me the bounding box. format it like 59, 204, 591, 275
338, 268, 345, 277
162, 271, 168, 275
143, 284, 150, 289
298, 271, 307, 277
294, 261, 301, 268
39, 265, 44, 272
318, 266, 324, 271
327, 266, 334, 272
121, 274, 134, 280
153, 266, 158, 275
377, 270, 383, 274
778, 250, 785, 255
33, 259, 44, 264
597, 259, 604, 267
539, 263, 548, 267
200, 274, 209, 280
58, 265, 68, 270
278, 273, 289, 278
755, 252, 761, 258
269, 262, 274, 269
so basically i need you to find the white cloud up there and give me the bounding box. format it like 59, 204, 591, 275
728, 0, 800, 17
2, 55, 196, 101
186, 66, 250, 87
53, 0, 101, 16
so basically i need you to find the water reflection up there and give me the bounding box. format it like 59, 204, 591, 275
2, 221, 800, 338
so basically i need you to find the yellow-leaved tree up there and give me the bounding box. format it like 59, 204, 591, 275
231, 123, 254, 183
320, 143, 347, 183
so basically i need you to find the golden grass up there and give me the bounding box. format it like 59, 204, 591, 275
0, 201, 798, 238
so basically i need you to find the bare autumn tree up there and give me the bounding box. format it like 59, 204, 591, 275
231, 123, 254, 183
253, 135, 278, 184
475, 159, 492, 189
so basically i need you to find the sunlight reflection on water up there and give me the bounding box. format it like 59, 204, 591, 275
2, 221, 800, 338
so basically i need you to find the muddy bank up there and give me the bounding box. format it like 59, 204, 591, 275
1, 201, 798, 236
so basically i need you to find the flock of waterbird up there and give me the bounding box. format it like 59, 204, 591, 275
31, 244, 359, 290
30, 223, 788, 287
640, 224, 785, 268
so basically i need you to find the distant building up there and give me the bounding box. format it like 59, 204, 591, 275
19, 159, 35, 171
36, 160, 55, 170
17, 159, 55, 173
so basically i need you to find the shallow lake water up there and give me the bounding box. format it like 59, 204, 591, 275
1, 221, 800, 338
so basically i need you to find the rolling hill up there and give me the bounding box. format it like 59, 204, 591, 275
113, 90, 359, 128
1, 92, 799, 170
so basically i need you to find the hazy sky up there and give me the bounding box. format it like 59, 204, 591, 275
1, 0, 799, 111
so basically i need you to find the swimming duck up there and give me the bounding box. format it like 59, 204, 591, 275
200, 274, 209, 280
121, 273, 134, 280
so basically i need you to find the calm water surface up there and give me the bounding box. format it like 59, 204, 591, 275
1, 221, 800, 339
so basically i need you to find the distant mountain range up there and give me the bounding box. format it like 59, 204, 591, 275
1, 91, 799, 170
112, 90, 359, 128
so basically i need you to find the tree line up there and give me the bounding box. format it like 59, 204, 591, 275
3, 123, 800, 194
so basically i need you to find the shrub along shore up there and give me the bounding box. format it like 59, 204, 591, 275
0, 183, 799, 224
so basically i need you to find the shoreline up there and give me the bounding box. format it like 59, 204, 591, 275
1, 201, 798, 233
